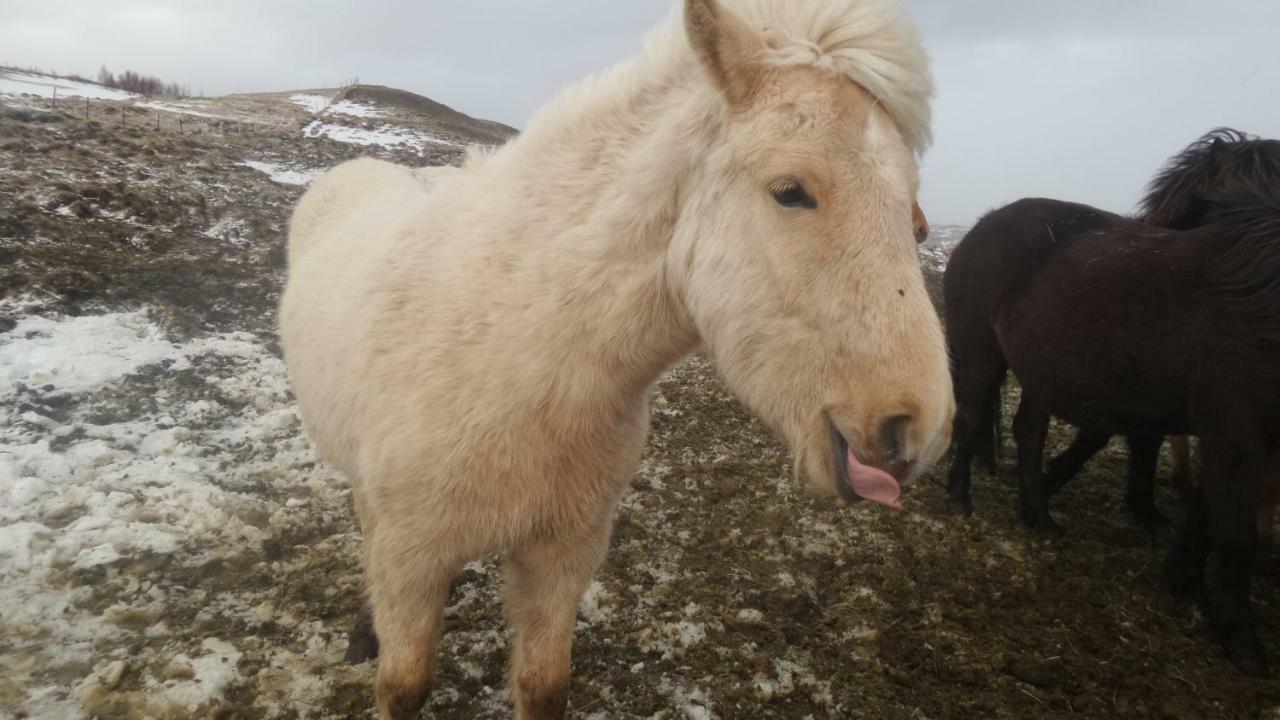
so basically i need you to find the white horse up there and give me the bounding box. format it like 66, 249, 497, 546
280, 0, 952, 717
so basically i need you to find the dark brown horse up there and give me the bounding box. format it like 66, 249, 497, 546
1011, 130, 1280, 541
943, 179, 1280, 673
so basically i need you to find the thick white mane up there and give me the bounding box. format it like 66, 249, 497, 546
518, 0, 933, 160
731, 0, 934, 155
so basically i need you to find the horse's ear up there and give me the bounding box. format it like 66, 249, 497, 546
685, 0, 764, 106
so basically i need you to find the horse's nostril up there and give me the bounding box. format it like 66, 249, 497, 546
880, 414, 914, 462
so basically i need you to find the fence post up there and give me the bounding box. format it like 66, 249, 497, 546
84, 97, 89, 121
52, 86, 57, 110
155, 111, 160, 131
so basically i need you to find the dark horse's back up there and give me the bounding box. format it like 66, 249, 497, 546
944, 198, 1210, 436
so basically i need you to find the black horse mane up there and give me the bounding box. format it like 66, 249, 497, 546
1139, 128, 1280, 230
1205, 186, 1280, 343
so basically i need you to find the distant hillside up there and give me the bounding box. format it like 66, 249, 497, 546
340, 85, 517, 146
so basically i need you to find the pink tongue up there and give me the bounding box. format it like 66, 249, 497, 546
846, 447, 903, 511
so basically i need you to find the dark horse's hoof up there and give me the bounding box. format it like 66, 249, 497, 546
1225, 627, 1270, 677
1018, 504, 1064, 539
1130, 507, 1171, 535
947, 492, 973, 517
1032, 516, 1065, 540
1165, 553, 1203, 598
344, 610, 380, 664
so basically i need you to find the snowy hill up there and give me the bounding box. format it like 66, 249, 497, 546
0, 69, 137, 103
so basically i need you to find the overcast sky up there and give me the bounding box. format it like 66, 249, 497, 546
3, 0, 1277, 225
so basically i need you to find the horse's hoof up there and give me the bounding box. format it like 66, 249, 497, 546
1131, 509, 1170, 536
947, 495, 973, 517
1165, 558, 1202, 598
1035, 517, 1065, 540
1226, 629, 1269, 677
344, 623, 380, 664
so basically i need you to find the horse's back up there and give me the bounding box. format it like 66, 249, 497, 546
281, 158, 454, 476
945, 199, 1136, 316
287, 158, 452, 266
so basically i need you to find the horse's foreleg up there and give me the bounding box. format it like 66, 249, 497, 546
1197, 433, 1267, 676
504, 517, 613, 720
1045, 428, 1111, 497
1012, 395, 1059, 537
1125, 434, 1168, 533
367, 527, 462, 720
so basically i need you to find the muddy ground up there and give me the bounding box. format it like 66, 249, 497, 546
1, 93, 1278, 719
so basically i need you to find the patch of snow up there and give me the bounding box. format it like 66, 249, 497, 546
152, 639, 243, 712
204, 217, 251, 246
0, 312, 179, 396
657, 678, 716, 720
919, 225, 968, 273
578, 580, 614, 624
1, 309, 323, 717
238, 160, 324, 187
137, 100, 227, 120
325, 99, 384, 118
289, 94, 331, 113
0, 70, 136, 101
302, 119, 462, 154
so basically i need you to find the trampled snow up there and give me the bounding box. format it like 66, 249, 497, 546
0, 309, 330, 718
0, 70, 136, 102
0, 312, 180, 396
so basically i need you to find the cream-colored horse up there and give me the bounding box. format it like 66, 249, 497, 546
280, 0, 952, 717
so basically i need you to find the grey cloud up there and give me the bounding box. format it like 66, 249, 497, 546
2, 0, 1276, 224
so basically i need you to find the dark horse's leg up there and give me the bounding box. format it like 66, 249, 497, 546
1125, 434, 1169, 533
345, 601, 380, 664
946, 360, 1007, 517
1045, 428, 1111, 496
1259, 502, 1277, 576
1012, 393, 1060, 537
1178, 431, 1267, 675
1169, 436, 1194, 496
972, 379, 1003, 475
1258, 451, 1280, 576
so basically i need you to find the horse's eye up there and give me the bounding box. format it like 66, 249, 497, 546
770, 181, 817, 210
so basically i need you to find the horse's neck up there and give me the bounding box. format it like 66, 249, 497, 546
492, 61, 712, 402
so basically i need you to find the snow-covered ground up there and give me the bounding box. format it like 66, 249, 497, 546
238, 160, 325, 187
0, 70, 136, 102
302, 119, 462, 154
136, 100, 230, 120
919, 224, 968, 273
0, 308, 346, 718
325, 100, 384, 119
288, 94, 332, 114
